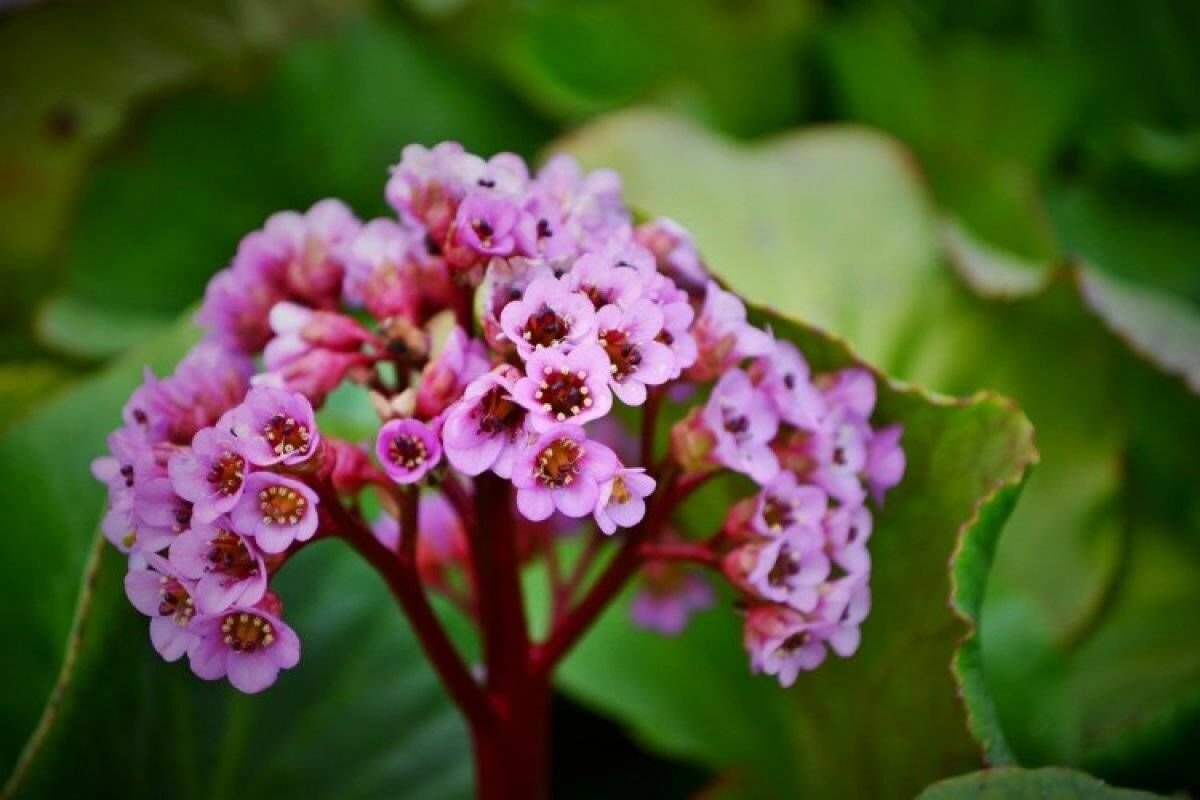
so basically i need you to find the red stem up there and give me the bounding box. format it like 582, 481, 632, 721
639, 540, 720, 566
323, 488, 491, 727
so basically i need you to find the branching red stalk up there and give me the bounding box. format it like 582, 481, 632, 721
639, 540, 720, 566
322, 487, 491, 728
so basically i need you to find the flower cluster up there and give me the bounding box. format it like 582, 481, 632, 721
94, 141, 903, 696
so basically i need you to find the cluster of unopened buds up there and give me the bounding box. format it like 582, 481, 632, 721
93, 141, 904, 704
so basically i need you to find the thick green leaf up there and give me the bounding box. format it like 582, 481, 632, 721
554, 110, 1200, 791
917, 766, 1160, 799
0, 317, 473, 798
551, 114, 1039, 796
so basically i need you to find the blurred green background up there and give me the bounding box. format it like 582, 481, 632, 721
2, 1, 1198, 798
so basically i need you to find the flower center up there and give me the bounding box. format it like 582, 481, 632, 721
761, 496, 793, 531
768, 546, 801, 588
158, 577, 195, 625
610, 476, 632, 505
523, 306, 571, 349
600, 329, 641, 380
534, 366, 593, 422
535, 438, 583, 488
172, 499, 194, 534
206, 451, 245, 497
582, 285, 611, 309
387, 433, 428, 471
476, 387, 525, 435
205, 530, 259, 580
472, 218, 494, 247
258, 484, 308, 526
263, 414, 311, 458
780, 631, 810, 652
722, 405, 750, 438
221, 612, 276, 652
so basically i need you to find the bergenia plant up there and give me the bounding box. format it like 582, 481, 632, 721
92, 143, 905, 799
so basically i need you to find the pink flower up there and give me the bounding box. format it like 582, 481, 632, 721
744, 605, 829, 687
630, 562, 714, 635
123, 343, 253, 447
499, 274, 596, 357
479, 257, 555, 351
743, 528, 830, 612
635, 217, 710, 293
562, 252, 643, 310
442, 366, 531, 478
753, 339, 825, 430
376, 418, 443, 485
689, 281, 773, 380
230, 473, 320, 554
221, 386, 320, 467
701, 369, 780, 484
445, 192, 525, 267
512, 424, 619, 521
124, 555, 200, 661
595, 300, 676, 406
168, 427, 247, 523
514, 344, 614, 430
824, 504, 872, 575
169, 518, 267, 614
593, 468, 656, 535
415, 326, 489, 419
197, 267, 281, 353
131, 476, 194, 553
751, 471, 827, 536
386, 142, 487, 242
865, 424, 905, 504
342, 218, 434, 321
188, 606, 301, 693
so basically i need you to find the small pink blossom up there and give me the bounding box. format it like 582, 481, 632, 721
688, 281, 773, 381
230, 473, 320, 554
595, 300, 676, 406
222, 386, 320, 467
593, 468, 656, 535
630, 562, 714, 635
701, 369, 780, 484
511, 424, 618, 521
377, 418, 443, 485
124, 555, 200, 662
168, 427, 247, 523
188, 605, 301, 693
415, 326, 489, 419
169, 518, 267, 614
442, 366, 531, 478
514, 344, 614, 430
499, 274, 596, 358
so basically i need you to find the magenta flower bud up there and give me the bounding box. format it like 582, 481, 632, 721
512, 424, 619, 521
499, 274, 596, 358
188, 606, 301, 693
257, 198, 362, 307
168, 426, 247, 523
595, 299, 676, 406
701, 369, 780, 485
630, 561, 715, 636
268, 302, 373, 353
124, 554, 201, 662
328, 441, 381, 495
230, 473, 320, 554
197, 267, 281, 353
514, 343, 614, 430
169, 517, 267, 615
256, 349, 367, 407
376, 418, 443, 485
442, 366, 531, 478
593, 467, 656, 535
222, 386, 320, 467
